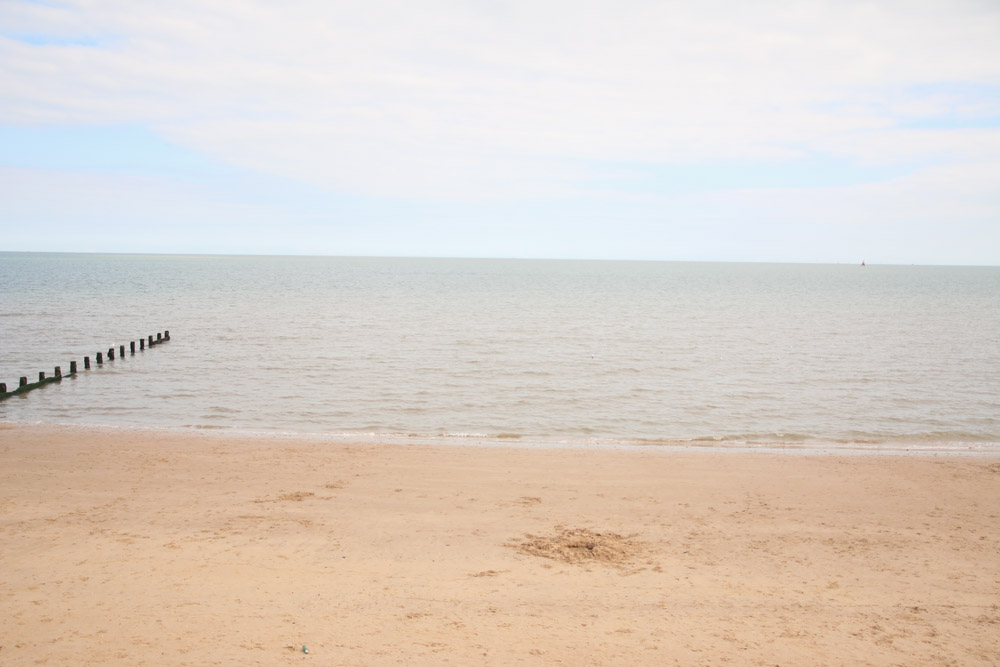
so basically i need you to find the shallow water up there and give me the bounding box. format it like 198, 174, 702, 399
2, 253, 998, 450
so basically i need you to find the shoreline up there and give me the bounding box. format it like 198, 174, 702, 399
2, 423, 998, 665
3, 420, 998, 457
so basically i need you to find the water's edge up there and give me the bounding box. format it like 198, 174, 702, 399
4, 420, 998, 457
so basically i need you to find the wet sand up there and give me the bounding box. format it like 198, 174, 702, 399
1, 424, 998, 665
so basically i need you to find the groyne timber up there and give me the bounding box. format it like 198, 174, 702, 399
0, 331, 170, 400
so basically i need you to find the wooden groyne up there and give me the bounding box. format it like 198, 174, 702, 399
0, 331, 171, 401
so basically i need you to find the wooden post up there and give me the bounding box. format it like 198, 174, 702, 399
0, 329, 171, 402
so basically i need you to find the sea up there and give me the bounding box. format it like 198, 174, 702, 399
2, 252, 998, 453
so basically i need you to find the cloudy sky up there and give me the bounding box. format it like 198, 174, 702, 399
1, 0, 998, 264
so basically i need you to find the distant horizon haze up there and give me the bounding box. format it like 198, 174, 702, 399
0, 250, 995, 268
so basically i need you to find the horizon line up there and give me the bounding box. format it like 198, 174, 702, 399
2, 250, 998, 268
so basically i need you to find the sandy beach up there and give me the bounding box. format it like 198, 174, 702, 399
1, 424, 998, 665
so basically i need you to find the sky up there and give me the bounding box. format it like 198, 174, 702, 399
1, 0, 999, 264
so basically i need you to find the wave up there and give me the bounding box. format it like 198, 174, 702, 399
688, 432, 812, 443
3, 419, 998, 455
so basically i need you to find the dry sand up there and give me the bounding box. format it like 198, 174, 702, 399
1, 424, 998, 665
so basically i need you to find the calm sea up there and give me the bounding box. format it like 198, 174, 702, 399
1, 252, 998, 452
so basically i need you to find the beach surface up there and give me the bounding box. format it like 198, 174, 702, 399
1, 424, 998, 665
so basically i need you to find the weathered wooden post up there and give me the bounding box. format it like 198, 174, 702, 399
0, 329, 172, 402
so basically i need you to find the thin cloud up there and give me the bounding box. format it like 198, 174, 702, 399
0, 0, 998, 260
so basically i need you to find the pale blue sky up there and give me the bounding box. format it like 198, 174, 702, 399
1, 0, 999, 264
